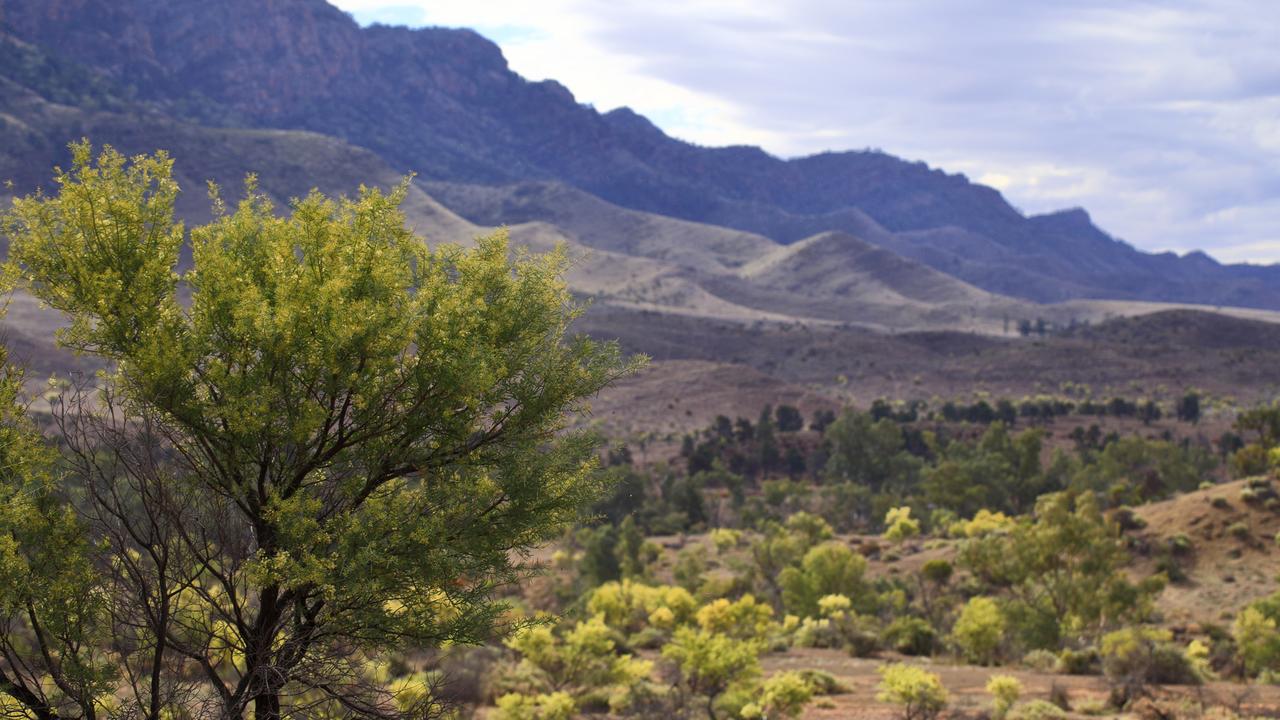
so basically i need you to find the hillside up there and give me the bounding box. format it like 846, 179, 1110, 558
4, 0, 1280, 308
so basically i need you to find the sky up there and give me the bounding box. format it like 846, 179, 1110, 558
330, 0, 1280, 264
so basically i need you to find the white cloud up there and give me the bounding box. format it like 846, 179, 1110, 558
330, 0, 1280, 264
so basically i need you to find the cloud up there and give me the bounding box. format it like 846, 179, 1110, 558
330, 0, 1280, 264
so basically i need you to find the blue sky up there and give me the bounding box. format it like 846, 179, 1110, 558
331, 0, 1280, 265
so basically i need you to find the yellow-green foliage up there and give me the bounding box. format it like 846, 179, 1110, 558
1233, 606, 1280, 676
2, 143, 637, 718
779, 542, 868, 618
952, 597, 1004, 665
952, 509, 1016, 538
387, 672, 444, 714
494, 692, 576, 720
784, 512, 835, 547
742, 671, 815, 720
986, 675, 1021, 720
817, 594, 853, 618
504, 616, 652, 698
884, 506, 921, 542
1099, 626, 1201, 696
1185, 639, 1216, 681
1008, 699, 1066, 720
662, 627, 762, 706
876, 663, 948, 720
711, 528, 744, 553
0, 249, 115, 716
588, 580, 697, 634
696, 595, 774, 640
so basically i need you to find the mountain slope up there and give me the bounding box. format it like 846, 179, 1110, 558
4, 0, 1279, 308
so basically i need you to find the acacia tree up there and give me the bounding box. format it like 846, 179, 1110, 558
0, 270, 114, 720
2, 143, 636, 719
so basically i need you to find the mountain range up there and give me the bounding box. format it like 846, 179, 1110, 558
4, 0, 1280, 433
3, 0, 1279, 310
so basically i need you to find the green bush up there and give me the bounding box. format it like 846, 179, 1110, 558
494, 691, 576, 720
1100, 627, 1200, 706
779, 542, 869, 618
1168, 533, 1194, 556
884, 506, 921, 542
883, 616, 938, 656
1008, 699, 1066, 720
1057, 647, 1101, 675
1022, 649, 1059, 672
986, 675, 1022, 720
587, 580, 697, 635
696, 595, 774, 640
951, 597, 1005, 665
662, 627, 762, 714
876, 664, 947, 720
741, 671, 814, 719
921, 559, 954, 586
1233, 605, 1280, 677
796, 669, 849, 695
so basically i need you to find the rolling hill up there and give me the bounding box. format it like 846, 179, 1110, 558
4, 0, 1280, 308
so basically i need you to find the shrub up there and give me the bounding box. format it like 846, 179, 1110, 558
784, 511, 835, 547
1100, 627, 1200, 706
955, 509, 1016, 538
742, 671, 814, 719
503, 617, 653, 700
952, 597, 1005, 665
884, 506, 921, 542
1227, 522, 1251, 540
1211, 496, 1231, 510
587, 581, 696, 635
986, 675, 1022, 720
876, 664, 947, 720
1111, 506, 1146, 531
1233, 606, 1280, 676
817, 594, 853, 618
1057, 647, 1101, 675
1022, 649, 1059, 672
494, 692, 576, 720
710, 528, 743, 553
696, 595, 774, 640
792, 617, 836, 649
883, 617, 938, 656
796, 669, 849, 695
921, 559, 954, 586
1169, 533, 1193, 556
661, 627, 762, 714
1008, 699, 1066, 720
779, 542, 869, 618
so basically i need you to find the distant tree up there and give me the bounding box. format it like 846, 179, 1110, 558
823, 410, 921, 493
757, 406, 781, 472
3, 143, 635, 719
959, 491, 1161, 649
1176, 391, 1202, 424
1137, 400, 1162, 426
775, 405, 804, 432
809, 409, 837, 432
713, 415, 735, 440
1237, 404, 1280, 448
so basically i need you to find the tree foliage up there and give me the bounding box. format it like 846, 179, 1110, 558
1, 143, 636, 719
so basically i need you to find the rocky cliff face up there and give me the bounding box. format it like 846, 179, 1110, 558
3, 0, 1279, 308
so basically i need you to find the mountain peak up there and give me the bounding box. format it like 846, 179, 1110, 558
5, 0, 1280, 308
